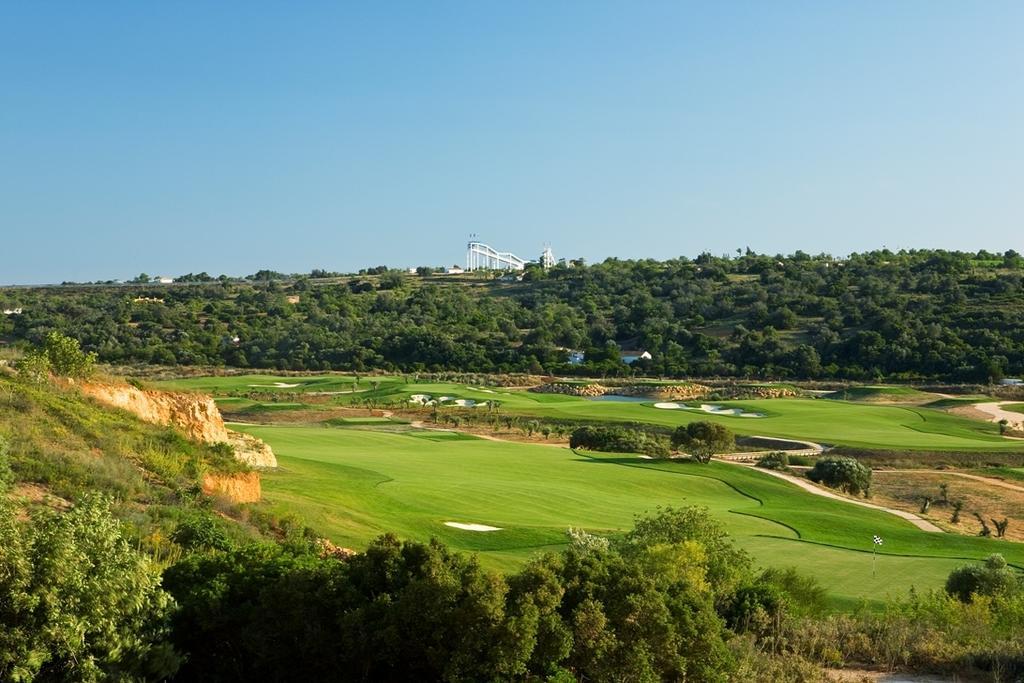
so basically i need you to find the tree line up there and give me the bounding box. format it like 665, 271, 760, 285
3, 248, 1023, 382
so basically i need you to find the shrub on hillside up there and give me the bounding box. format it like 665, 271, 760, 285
171, 513, 233, 552
0, 494, 178, 681
17, 331, 97, 382
569, 425, 670, 457
807, 456, 872, 497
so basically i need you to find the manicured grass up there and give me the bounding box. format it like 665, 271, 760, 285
166, 375, 1024, 452
374, 382, 1022, 451
1005, 403, 1024, 415
238, 424, 1024, 608
324, 416, 400, 425
980, 467, 1024, 483
923, 396, 994, 409
159, 374, 367, 394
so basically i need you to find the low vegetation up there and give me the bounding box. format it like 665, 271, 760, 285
568, 425, 670, 457
756, 451, 792, 471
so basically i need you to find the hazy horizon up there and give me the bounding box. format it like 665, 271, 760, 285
2, 2, 1021, 284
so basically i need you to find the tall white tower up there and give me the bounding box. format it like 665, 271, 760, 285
540, 245, 556, 269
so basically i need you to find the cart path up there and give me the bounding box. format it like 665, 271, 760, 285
718, 460, 944, 532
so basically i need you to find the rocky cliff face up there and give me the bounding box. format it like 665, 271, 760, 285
226, 431, 278, 468
80, 381, 277, 468
201, 472, 261, 503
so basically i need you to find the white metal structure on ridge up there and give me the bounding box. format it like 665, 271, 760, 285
466, 239, 527, 271
540, 245, 556, 269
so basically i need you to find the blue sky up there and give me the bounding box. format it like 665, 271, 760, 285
1, 2, 1021, 284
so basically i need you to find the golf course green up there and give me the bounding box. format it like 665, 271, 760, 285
234, 422, 1024, 609
160, 374, 1024, 452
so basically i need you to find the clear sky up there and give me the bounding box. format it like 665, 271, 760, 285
1, 2, 1021, 284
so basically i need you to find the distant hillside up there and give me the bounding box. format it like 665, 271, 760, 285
2, 248, 1022, 382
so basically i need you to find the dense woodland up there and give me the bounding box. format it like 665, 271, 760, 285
3, 249, 1023, 382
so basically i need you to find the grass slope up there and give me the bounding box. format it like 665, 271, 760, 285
237, 423, 1023, 608
0, 374, 256, 553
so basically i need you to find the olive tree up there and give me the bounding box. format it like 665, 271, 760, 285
671, 421, 735, 463
807, 456, 872, 497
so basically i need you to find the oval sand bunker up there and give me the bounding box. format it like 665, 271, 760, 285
654, 402, 764, 417
444, 522, 502, 532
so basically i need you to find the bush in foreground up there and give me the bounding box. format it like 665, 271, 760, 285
0, 495, 178, 681
163, 506, 766, 681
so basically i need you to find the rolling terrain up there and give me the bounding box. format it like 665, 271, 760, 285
160, 374, 1024, 452
226, 419, 1022, 609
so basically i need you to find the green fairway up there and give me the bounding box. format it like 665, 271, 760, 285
1005, 403, 1024, 415
355, 380, 1024, 451
237, 423, 1024, 608
160, 374, 1024, 451
160, 374, 366, 394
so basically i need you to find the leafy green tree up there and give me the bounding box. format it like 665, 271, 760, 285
43, 331, 97, 378
807, 456, 872, 497
619, 506, 752, 601
17, 348, 51, 383
0, 495, 178, 682
945, 554, 1021, 603
671, 421, 735, 463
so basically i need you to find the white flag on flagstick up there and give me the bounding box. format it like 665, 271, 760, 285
873, 535, 883, 546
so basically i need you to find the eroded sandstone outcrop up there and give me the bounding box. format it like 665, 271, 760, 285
226, 431, 278, 468
201, 472, 261, 503
80, 381, 277, 468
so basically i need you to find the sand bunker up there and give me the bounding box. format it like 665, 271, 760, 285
444, 522, 502, 532
249, 382, 302, 388
408, 395, 481, 408
654, 402, 764, 418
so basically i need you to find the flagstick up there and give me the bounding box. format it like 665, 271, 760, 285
872, 543, 876, 577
